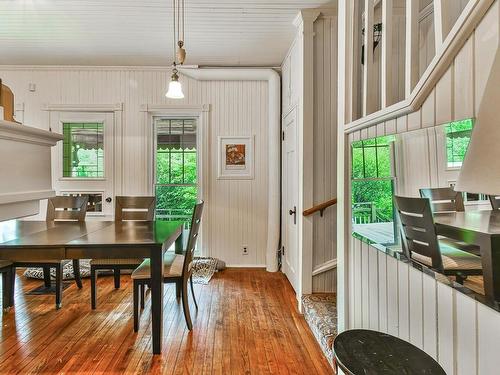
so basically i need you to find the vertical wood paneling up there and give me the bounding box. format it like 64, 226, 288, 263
386, 255, 400, 336
408, 267, 424, 349
377, 250, 388, 332
455, 293, 478, 375
311, 15, 338, 293
397, 261, 410, 340
435, 66, 453, 125
454, 36, 474, 120
477, 303, 500, 374
436, 282, 454, 374
368, 246, 379, 330
0, 67, 269, 267
422, 273, 438, 359
361, 242, 370, 327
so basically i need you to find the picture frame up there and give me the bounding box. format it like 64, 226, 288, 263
217, 135, 255, 180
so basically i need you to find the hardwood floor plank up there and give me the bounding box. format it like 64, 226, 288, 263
0, 269, 333, 374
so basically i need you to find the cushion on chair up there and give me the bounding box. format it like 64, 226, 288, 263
411, 244, 482, 270
131, 253, 184, 280
0, 260, 12, 269
90, 258, 144, 266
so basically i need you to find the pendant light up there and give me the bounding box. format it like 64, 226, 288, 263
166, 0, 186, 99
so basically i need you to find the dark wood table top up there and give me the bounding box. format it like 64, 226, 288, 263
333, 329, 446, 375
0, 220, 184, 249
434, 210, 500, 237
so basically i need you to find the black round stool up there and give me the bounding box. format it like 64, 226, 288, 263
333, 329, 446, 374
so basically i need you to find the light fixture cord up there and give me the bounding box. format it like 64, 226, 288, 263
172, 0, 176, 64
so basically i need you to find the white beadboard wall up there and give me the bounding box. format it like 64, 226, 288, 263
346, 2, 500, 374
0, 67, 270, 267
312, 15, 338, 293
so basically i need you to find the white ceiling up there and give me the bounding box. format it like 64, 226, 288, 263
0, 0, 333, 67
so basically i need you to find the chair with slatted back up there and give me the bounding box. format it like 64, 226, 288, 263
394, 196, 482, 284
131, 200, 204, 331
419, 187, 480, 255
12, 196, 88, 309
489, 195, 500, 210
90, 196, 155, 309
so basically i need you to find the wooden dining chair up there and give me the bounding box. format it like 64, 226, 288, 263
419, 187, 480, 255
489, 195, 500, 210
131, 200, 204, 331
90, 196, 155, 309
419, 187, 465, 213
11, 196, 88, 309
394, 196, 482, 284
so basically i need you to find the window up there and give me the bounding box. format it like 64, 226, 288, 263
63, 123, 104, 178
351, 135, 396, 244
155, 118, 198, 222
445, 119, 473, 168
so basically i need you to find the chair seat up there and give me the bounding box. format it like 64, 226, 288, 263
131, 253, 184, 280
411, 244, 482, 271
90, 258, 144, 266
0, 260, 12, 269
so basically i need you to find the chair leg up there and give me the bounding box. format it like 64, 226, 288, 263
133, 281, 139, 332
139, 283, 145, 309
114, 268, 121, 289
73, 259, 82, 289
91, 267, 97, 310
55, 264, 63, 309
181, 278, 193, 330
9, 267, 15, 307
43, 266, 51, 288
190, 275, 198, 310
176, 280, 181, 299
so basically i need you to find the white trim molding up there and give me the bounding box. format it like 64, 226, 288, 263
0, 119, 62, 146
180, 68, 281, 273
345, 0, 494, 132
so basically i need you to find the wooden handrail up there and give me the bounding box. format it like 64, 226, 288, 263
303, 198, 337, 217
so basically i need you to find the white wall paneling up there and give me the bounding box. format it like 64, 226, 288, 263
348, 238, 500, 375
311, 14, 338, 293
0, 66, 272, 268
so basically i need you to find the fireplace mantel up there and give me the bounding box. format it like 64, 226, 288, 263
0, 120, 63, 221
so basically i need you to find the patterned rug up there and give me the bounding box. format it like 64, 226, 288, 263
23, 256, 219, 285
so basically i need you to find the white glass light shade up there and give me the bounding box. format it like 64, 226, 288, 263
166, 80, 184, 99
455, 50, 500, 195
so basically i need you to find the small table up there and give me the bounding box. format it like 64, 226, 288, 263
0, 220, 184, 355
434, 210, 500, 301
333, 330, 446, 374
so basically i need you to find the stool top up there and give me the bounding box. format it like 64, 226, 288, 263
333, 329, 446, 375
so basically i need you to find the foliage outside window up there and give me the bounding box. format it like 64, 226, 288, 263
351, 135, 396, 244
63, 123, 104, 178
155, 118, 198, 223
445, 119, 473, 168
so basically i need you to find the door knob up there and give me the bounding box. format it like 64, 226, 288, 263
105, 197, 112, 203
289, 206, 297, 225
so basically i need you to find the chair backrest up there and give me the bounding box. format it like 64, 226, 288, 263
489, 195, 500, 210
182, 201, 204, 278
419, 187, 465, 213
394, 196, 444, 271
115, 196, 156, 221
46, 196, 89, 222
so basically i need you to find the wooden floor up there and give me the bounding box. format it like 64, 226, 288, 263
0, 268, 332, 374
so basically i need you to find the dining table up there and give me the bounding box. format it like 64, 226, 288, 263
434, 210, 500, 302
0, 219, 185, 355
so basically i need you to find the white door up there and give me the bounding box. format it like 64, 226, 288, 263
50, 111, 115, 218
282, 109, 299, 292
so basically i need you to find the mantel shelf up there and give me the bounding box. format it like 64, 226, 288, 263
0, 120, 62, 221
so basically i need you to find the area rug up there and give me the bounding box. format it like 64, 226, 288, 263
23, 256, 219, 284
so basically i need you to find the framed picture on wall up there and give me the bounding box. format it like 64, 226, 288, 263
217, 136, 254, 180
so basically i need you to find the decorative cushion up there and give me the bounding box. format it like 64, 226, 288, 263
131, 253, 184, 280
301, 294, 337, 365
23, 259, 92, 280
90, 258, 143, 266
411, 243, 482, 270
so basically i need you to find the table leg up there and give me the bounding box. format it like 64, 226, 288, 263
150, 247, 165, 354
479, 236, 500, 301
